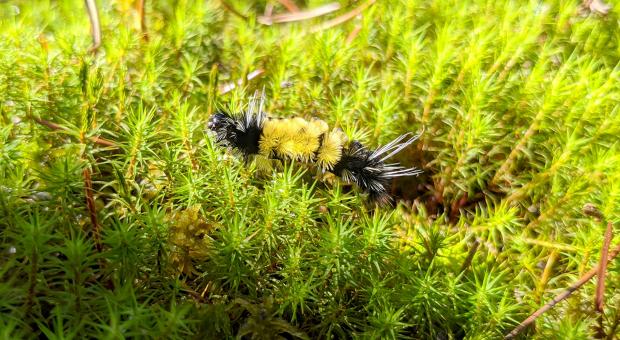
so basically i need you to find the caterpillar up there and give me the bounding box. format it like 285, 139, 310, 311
207, 94, 422, 204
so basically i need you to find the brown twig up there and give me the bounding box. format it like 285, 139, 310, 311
583, 203, 612, 338
345, 23, 362, 44
136, 0, 149, 42
91, 136, 117, 147
449, 193, 468, 223
459, 239, 480, 273
32, 117, 117, 147
596, 221, 613, 312
83, 168, 103, 252
584, 203, 604, 221
33, 117, 63, 131
218, 0, 248, 20
258, 3, 340, 25
276, 0, 299, 12
84, 0, 102, 54
310, 0, 376, 33
505, 240, 620, 339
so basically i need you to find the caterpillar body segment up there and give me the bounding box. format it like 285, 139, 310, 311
316, 129, 347, 170
259, 117, 345, 168
207, 96, 422, 203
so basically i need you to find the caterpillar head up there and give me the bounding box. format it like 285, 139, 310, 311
207, 112, 236, 144
207, 111, 263, 157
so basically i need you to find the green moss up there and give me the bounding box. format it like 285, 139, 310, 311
1, 0, 619, 338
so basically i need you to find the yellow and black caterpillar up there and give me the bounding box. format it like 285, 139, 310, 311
207, 95, 422, 203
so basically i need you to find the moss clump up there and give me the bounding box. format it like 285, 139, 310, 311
1, 0, 619, 338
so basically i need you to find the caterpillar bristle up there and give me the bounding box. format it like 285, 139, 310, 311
207, 95, 423, 205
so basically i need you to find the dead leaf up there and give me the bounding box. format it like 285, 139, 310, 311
277, 0, 300, 13
218, 69, 265, 95
310, 0, 376, 33
258, 3, 340, 25
586, 0, 612, 15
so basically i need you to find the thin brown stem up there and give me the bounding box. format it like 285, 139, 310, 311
33, 117, 63, 131
459, 239, 480, 273
90, 136, 117, 147
505, 240, 620, 339
83, 168, 103, 252
218, 0, 248, 20
136, 0, 149, 42
32, 117, 117, 148
310, 0, 376, 33
450, 193, 468, 223
596, 222, 613, 312
584, 203, 604, 221
84, 0, 102, 54
345, 24, 362, 44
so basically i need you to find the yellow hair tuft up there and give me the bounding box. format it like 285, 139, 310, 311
259, 117, 345, 168
317, 130, 346, 170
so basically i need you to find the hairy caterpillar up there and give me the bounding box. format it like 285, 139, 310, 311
207, 94, 422, 204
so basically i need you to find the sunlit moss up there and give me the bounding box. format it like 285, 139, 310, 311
0, 0, 619, 338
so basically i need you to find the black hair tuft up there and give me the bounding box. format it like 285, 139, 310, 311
207, 93, 266, 158
332, 134, 423, 205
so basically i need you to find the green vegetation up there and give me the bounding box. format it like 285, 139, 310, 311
1, 0, 619, 338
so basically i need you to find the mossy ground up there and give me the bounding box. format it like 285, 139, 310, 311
1, 0, 619, 338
